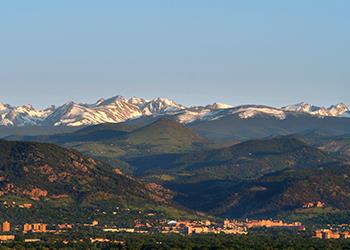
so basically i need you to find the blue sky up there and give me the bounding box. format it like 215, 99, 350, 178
0, 0, 349, 108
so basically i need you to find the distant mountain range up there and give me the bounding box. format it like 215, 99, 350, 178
0, 96, 349, 127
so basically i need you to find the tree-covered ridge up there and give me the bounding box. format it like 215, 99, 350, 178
0, 139, 190, 223
131, 137, 341, 181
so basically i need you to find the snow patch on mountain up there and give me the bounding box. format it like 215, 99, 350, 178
42, 96, 186, 126
128, 97, 147, 107
282, 102, 349, 117
44, 99, 143, 126
171, 108, 214, 124
142, 98, 185, 115
230, 106, 286, 120
0, 104, 55, 126
0, 97, 348, 127
205, 102, 233, 110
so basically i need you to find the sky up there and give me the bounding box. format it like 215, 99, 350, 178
0, 0, 349, 109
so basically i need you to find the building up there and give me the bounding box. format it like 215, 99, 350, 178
57, 224, 73, 229
90, 238, 110, 243
314, 230, 323, 239
303, 201, 325, 208
342, 231, 350, 239
185, 226, 209, 235
222, 219, 248, 235
245, 219, 301, 228
103, 228, 135, 233
223, 219, 245, 228
84, 220, 99, 227
24, 238, 41, 242
324, 230, 340, 239
19, 203, 33, 209
222, 228, 248, 235
23, 223, 47, 233
314, 229, 341, 239
1, 221, 10, 232
0, 235, 15, 241
161, 219, 248, 235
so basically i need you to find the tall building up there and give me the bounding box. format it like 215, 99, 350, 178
2, 221, 10, 232
23, 224, 32, 233
23, 223, 47, 233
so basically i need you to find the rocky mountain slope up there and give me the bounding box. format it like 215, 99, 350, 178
0, 139, 186, 223
211, 166, 350, 218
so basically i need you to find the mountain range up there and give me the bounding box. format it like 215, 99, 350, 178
3, 115, 350, 225
1, 96, 349, 127
3, 96, 350, 225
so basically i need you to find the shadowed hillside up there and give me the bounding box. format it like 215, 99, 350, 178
0, 140, 191, 223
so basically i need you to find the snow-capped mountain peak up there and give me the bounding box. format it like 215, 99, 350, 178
206, 102, 233, 110
282, 102, 349, 117
42, 96, 186, 126
0, 97, 348, 127
128, 97, 147, 107
328, 103, 349, 116
95, 95, 127, 107
0, 103, 55, 126
0, 103, 11, 111
142, 97, 185, 115
282, 102, 313, 112
228, 105, 286, 120
95, 98, 105, 106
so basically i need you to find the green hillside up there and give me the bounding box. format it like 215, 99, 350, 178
126, 136, 348, 223
0, 140, 191, 224
289, 132, 350, 159
188, 114, 350, 142
130, 137, 340, 181
123, 118, 207, 154
212, 165, 350, 219
6, 119, 208, 171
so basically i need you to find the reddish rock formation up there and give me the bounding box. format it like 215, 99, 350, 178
38, 164, 54, 175
114, 168, 123, 175
145, 183, 173, 203
51, 194, 69, 199
72, 161, 88, 172
24, 188, 48, 200
6, 183, 15, 191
